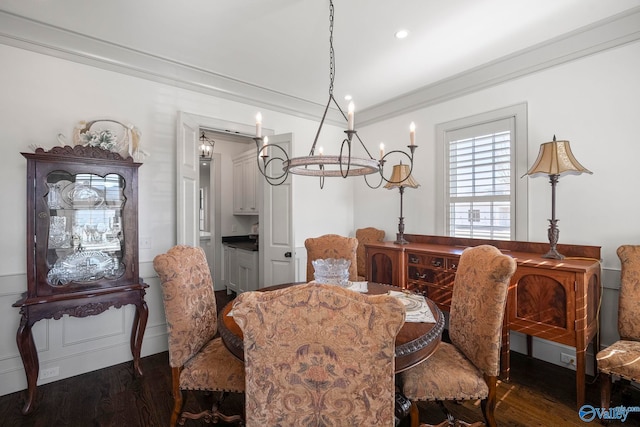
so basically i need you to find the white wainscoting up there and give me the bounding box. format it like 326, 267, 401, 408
294, 246, 307, 283
0, 261, 169, 397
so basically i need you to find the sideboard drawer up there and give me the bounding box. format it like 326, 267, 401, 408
407, 266, 455, 286
407, 280, 454, 311
407, 252, 447, 269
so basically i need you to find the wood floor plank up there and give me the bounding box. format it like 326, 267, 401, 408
3, 350, 638, 427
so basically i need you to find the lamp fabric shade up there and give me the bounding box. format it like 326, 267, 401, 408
526, 138, 592, 177
384, 163, 420, 189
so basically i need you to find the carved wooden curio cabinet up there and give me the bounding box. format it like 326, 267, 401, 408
14, 145, 148, 414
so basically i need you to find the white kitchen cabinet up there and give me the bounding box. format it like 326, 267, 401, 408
224, 245, 239, 293
236, 249, 259, 293
224, 244, 258, 294
232, 149, 258, 215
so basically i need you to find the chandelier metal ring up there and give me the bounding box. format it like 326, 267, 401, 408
284, 155, 379, 177
254, 139, 289, 185
380, 148, 417, 184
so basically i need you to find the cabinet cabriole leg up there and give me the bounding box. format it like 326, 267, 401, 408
16, 315, 38, 415
131, 298, 148, 376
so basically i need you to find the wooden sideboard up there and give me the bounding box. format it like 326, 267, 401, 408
365, 235, 601, 409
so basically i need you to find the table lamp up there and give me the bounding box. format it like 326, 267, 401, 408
524, 136, 591, 259
385, 162, 420, 244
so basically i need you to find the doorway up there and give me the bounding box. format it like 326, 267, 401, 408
176, 111, 295, 290
199, 130, 254, 290
197, 149, 219, 286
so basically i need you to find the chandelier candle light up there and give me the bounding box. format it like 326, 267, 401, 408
524, 135, 592, 259
252, 0, 418, 188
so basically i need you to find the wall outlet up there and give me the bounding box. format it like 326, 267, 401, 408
39, 366, 59, 380
561, 352, 576, 367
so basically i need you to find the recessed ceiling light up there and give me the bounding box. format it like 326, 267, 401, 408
344, 94, 352, 101
395, 29, 409, 39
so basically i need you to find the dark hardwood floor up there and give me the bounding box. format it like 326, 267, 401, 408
1, 291, 638, 426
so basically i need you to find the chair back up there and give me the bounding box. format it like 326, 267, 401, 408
617, 245, 640, 340
305, 234, 359, 282
233, 283, 405, 427
153, 245, 218, 368
355, 227, 386, 279
449, 245, 517, 377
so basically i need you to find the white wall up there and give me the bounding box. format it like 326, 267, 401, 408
355, 41, 640, 368
0, 43, 354, 396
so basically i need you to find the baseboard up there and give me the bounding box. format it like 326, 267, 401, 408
509, 331, 595, 376
0, 331, 167, 397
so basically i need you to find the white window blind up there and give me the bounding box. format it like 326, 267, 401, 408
435, 104, 528, 240
446, 118, 514, 240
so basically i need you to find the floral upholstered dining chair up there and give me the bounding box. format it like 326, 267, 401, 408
305, 234, 359, 282
400, 245, 517, 427
153, 245, 244, 427
233, 283, 406, 427
597, 245, 640, 414
355, 227, 386, 281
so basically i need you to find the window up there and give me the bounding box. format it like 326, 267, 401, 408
435, 104, 528, 241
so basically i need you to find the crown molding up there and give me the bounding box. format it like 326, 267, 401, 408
0, 10, 344, 124
357, 6, 640, 126
1, 7, 639, 127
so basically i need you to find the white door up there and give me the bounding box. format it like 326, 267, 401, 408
260, 133, 295, 287
176, 112, 199, 246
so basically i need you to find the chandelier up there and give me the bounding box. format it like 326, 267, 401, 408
252, 0, 417, 188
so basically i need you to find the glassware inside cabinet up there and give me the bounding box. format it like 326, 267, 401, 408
45, 171, 126, 285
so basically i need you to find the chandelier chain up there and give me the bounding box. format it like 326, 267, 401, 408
328, 0, 335, 96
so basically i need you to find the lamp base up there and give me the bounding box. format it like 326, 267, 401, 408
541, 247, 565, 260
394, 233, 409, 245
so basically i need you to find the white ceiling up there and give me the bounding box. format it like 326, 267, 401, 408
1, 0, 639, 118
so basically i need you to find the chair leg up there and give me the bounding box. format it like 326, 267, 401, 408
409, 401, 421, 427
170, 368, 243, 426
599, 372, 612, 425
210, 393, 244, 425
178, 391, 244, 426
480, 376, 497, 427
170, 368, 184, 427
170, 395, 183, 427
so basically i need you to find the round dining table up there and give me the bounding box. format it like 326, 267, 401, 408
218, 282, 445, 373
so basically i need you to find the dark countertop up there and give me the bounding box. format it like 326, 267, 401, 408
222, 235, 258, 251
226, 241, 258, 251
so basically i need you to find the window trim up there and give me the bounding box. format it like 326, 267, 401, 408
435, 103, 529, 241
